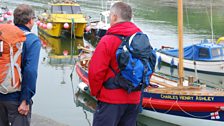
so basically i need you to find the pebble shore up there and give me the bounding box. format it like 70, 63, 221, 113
31, 114, 68, 126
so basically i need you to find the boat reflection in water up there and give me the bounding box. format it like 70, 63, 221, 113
38, 31, 84, 66
74, 88, 178, 126
38, 31, 84, 84
75, 90, 96, 113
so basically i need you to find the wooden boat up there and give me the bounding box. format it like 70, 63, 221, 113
76, 56, 224, 126
37, 0, 87, 38
75, 46, 224, 126
156, 40, 224, 75
142, 0, 224, 125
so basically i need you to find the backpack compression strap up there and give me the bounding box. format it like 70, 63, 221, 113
10, 31, 32, 88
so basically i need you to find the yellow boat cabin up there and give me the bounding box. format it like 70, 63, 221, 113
38, 0, 87, 38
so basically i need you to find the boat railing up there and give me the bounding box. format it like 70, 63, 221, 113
52, 11, 81, 14
52, 0, 77, 4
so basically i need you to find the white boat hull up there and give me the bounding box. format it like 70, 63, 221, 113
141, 109, 224, 126
156, 51, 224, 75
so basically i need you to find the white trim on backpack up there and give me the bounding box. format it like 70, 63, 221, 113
128, 32, 137, 47
0, 41, 3, 53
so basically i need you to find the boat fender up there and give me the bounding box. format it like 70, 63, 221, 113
64, 23, 69, 29
220, 106, 224, 111
85, 25, 91, 32
170, 58, 175, 75
78, 82, 89, 92
170, 58, 174, 66
47, 23, 53, 30
157, 56, 162, 70
0, 17, 4, 22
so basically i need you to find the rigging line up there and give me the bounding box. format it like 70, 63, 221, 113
82, 108, 91, 126
202, 0, 211, 25
185, 1, 200, 48
210, 0, 214, 43
70, 57, 78, 101
184, 2, 190, 29
184, 1, 198, 73
70, 65, 76, 101
203, 0, 214, 41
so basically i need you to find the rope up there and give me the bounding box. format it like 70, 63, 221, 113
176, 101, 214, 118
70, 58, 91, 126
75, 90, 91, 126
145, 98, 176, 114
146, 97, 218, 119
70, 58, 77, 101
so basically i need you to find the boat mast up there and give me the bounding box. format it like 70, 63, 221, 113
178, 0, 184, 86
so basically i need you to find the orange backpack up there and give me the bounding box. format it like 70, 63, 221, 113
0, 24, 26, 94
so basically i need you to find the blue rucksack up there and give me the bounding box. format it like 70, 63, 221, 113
104, 32, 156, 92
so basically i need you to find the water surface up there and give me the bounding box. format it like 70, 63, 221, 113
4, 0, 224, 125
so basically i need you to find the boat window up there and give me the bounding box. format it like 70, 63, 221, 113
72, 6, 81, 14
61, 6, 73, 14
59, 6, 82, 14
100, 15, 105, 22
51, 6, 62, 14
198, 48, 209, 58
100, 15, 109, 24
211, 48, 221, 57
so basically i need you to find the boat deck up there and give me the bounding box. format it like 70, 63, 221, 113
146, 86, 224, 96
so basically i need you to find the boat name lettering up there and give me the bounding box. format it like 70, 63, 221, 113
160, 94, 178, 100
195, 96, 214, 101
178, 96, 194, 100
160, 95, 215, 101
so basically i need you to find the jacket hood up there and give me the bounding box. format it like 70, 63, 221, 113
106, 22, 141, 36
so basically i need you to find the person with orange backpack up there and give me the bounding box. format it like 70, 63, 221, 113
0, 4, 41, 126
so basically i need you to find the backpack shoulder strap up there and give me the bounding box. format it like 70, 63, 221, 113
110, 34, 128, 41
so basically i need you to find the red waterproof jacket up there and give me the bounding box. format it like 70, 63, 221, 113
88, 22, 142, 104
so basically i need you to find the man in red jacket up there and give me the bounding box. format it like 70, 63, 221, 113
89, 2, 142, 126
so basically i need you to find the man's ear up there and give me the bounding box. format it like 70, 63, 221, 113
111, 13, 118, 23
28, 19, 32, 24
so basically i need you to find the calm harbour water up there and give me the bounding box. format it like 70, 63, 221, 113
3, 0, 224, 126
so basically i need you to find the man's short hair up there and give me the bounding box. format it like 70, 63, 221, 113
13, 4, 35, 25
111, 2, 132, 21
